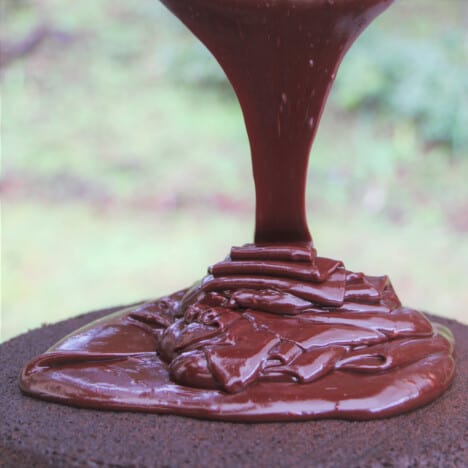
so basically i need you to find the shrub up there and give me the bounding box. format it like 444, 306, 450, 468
333, 31, 468, 158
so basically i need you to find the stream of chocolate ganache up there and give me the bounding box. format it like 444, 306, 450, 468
20, 0, 455, 421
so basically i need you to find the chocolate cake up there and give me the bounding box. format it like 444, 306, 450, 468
15, 0, 457, 423
5, 0, 465, 464
1, 306, 467, 467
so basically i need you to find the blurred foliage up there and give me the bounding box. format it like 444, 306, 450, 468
333, 31, 468, 158
158, 37, 226, 88
2, 0, 468, 340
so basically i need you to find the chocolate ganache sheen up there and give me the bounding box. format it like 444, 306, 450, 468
20, 0, 455, 421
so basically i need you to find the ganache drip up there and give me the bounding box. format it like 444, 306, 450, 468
153, 243, 453, 394
19, 243, 455, 420
19, 0, 456, 421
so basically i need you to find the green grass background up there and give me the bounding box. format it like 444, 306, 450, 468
2, 0, 468, 341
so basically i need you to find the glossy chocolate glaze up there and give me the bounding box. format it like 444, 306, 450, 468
20, 0, 455, 421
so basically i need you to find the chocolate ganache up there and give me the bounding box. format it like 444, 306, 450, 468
20, 0, 455, 421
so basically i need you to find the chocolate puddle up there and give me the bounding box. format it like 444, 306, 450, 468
19, 0, 455, 421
